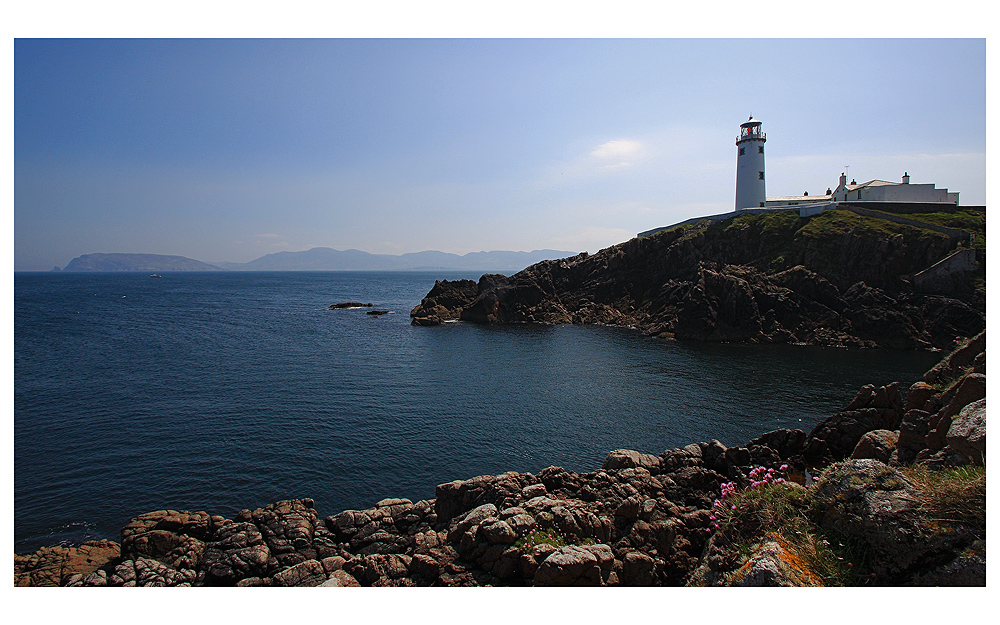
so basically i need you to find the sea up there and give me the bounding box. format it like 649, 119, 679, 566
13, 270, 941, 554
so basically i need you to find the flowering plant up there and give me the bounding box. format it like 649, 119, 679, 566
706, 464, 790, 533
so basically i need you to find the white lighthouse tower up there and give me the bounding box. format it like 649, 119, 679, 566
735, 116, 766, 210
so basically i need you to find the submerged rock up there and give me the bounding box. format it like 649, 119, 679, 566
329, 302, 374, 309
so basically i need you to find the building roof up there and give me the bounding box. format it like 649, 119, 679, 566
767, 195, 833, 202
856, 179, 898, 188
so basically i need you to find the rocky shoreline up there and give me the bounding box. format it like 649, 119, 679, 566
14, 332, 985, 587
409, 211, 984, 350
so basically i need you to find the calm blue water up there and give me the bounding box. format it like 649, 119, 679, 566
14, 271, 940, 554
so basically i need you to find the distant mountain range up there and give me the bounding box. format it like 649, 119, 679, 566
56, 248, 578, 273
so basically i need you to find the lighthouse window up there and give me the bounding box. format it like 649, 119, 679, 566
739, 147, 745, 155
758, 146, 764, 154
759, 171, 765, 180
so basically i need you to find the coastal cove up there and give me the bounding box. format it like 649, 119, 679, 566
14, 271, 941, 555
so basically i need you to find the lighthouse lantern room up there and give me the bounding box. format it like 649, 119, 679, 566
735, 116, 766, 210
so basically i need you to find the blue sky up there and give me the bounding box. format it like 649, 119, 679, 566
13, 37, 986, 270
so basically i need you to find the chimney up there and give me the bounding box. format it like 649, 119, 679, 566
902, 172, 910, 184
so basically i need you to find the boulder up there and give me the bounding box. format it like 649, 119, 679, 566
727, 536, 823, 587
946, 399, 986, 465
926, 373, 986, 450
240, 499, 318, 556
851, 429, 898, 463
521, 483, 547, 499
120, 509, 216, 560
620, 551, 656, 586
410, 553, 441, 579
15, 540, 120, 587
698, 439, 729, 472
809, 460, 978, 582
343, 554, 412, 585
199, 522, 271, 585
895, 409, 933, 465
326, 569, 362, 587
107, 556, 195, 586
453, 503, 498, 535
479, 518, 518, 545
532, 545, 603, 586
904, 381, 938, 412
908, 540, 985, 587
805, 405, 902, 463
746, 429, 806, 461
603, 449, 660, 471
272, 559, 326, 587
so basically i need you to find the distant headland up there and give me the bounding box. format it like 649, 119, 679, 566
60, 253, 223, 272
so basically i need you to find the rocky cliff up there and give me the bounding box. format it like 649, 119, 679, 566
14, 332, 986, 587
410, 210, 985, 350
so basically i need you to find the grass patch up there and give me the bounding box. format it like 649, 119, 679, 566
906, 210, 986, 248
703, 211, 804, 268
902, 465, 986, 531
930, 364, 976, 393
515, 527, 566, 550
513, 521, 596, 552
707, 210, 804, 237
796, 209, 950, 243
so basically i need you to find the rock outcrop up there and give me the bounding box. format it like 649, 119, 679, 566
808, 460, 979, 583
410, 211, 984, 350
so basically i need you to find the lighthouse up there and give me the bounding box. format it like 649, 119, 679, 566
735, 116, 766, 210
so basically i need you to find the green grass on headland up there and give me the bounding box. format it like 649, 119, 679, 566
905, 209, 986, 249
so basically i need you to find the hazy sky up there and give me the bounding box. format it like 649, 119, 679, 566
14, 37, 986, 270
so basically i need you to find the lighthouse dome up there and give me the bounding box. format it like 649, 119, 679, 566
741, 117, 762, 127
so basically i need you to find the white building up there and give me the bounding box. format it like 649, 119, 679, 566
765, 171, 959, 207
826, 172, 958, 204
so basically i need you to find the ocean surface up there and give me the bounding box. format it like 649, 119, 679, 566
14, 271, 941, 554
